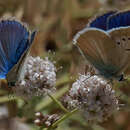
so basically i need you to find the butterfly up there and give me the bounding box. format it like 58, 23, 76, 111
73, 10, 130, 81
0, 18, 36, 86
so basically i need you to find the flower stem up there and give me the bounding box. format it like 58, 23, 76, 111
48, 93, 68, 113
49, 108, 78, 129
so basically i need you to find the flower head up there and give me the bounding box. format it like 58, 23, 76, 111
34, 112, 59, 127
64, 74, 119, 122
14, 56, 56, 98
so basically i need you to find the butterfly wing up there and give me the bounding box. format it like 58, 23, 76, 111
74, 10, 130, 78
108, 28, 130, 72
107, 11, 130, 74
7, 31, 36, 82
16, 31, 37, 82
107, 10, 130, 30
88, 11, 117, 30
73, 27, 124, 78
0, 18, 35, 82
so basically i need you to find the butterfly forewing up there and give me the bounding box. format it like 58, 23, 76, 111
0, 19, 30, 80
0, 18, 37, 84
75, 28, 121, 64
7, 30, 36, 83
74, 27, 126, 78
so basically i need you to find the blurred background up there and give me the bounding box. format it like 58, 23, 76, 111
0, 0, 130, 130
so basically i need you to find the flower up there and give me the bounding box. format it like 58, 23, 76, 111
34, 112, 59, 127
14, 56, 56, 98
64, 74, 119, 122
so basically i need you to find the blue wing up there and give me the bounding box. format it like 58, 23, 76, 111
107, 11, 130, 30
88, 11, 116, 30
0, 19, 31, 79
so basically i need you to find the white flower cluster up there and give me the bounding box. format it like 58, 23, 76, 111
14, 56, 56, 98
65, 74, 119, 122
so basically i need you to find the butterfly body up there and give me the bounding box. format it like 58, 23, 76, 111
0, 18, 36, 85
73, 10, 130, 81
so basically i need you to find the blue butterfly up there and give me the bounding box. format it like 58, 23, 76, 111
73, 10, 130, 81
0, 18, 36, 85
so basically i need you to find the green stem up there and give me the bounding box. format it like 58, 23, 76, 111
49, 108, 78, 129
39, 127, 46, 130
55, 74, 75, 88
48, 93, 68, 113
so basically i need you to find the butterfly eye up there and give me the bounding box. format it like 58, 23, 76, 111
128, 37, 130, 40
